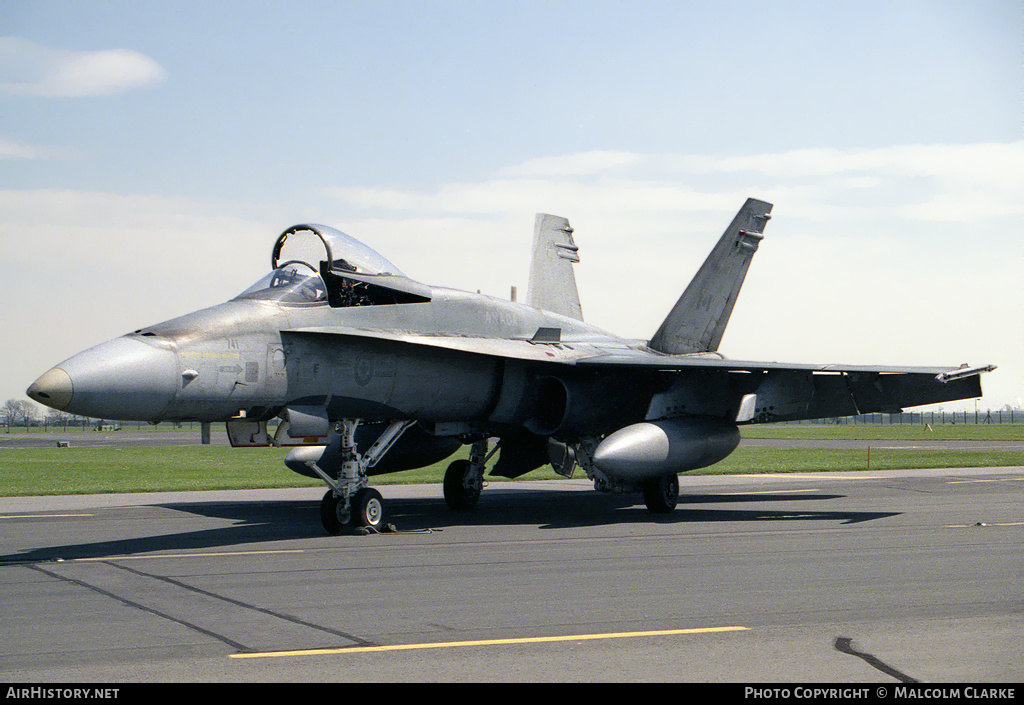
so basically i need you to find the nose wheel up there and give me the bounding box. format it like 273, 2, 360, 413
321, 487, 385, 534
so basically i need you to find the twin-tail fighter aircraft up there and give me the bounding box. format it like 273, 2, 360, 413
27, 199, 994, 533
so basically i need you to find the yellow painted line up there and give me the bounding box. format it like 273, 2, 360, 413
944, 522, 1024, 528
719, 488, 820, 495
72, 549, 306, 562
947, 478, 1024, 484
230, 626, 749, 659
761, 474, 884, 481
0, 513, 94, 519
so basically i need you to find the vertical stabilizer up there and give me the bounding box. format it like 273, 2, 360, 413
526, 213, 584, 321
648, 198, 773, 354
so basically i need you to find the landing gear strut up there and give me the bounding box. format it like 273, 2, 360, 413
306, 419, 414, 535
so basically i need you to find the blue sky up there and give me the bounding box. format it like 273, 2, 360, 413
2, 0, 1021, 411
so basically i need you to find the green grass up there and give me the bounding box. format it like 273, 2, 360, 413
0, 426, 1021, 496
710, 447, 1023, 474
0, 447, 310, 496
740, 424, 1024, 441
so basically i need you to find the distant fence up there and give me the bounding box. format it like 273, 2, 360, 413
786, 410, 1021, 425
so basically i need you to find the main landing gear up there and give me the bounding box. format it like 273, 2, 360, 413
576, 439, 680, 514
641, 473, 679, 513
305, 418, 414, 534
443, 439, 493, 511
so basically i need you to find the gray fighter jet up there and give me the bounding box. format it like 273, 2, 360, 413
27, 199, 994, 533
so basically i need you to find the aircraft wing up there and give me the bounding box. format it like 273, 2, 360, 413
575, 350, 993, 421
574, 350, 991, 375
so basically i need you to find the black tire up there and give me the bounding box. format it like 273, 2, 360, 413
444, 459, 481, 511
351, 487, 384, 529
642, 474, 679, 514
320, 490, 346, 535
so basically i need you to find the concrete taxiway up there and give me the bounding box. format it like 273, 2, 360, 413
1, 467, 1021, 682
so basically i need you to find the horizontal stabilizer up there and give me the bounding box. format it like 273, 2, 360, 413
649, 198, 772, 354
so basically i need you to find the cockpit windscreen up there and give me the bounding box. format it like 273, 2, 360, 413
234, 264, 327, 305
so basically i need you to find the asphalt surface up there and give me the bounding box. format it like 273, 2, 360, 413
1, 466, 1021, 683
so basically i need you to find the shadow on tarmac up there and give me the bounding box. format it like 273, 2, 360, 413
1, 486, 898, 564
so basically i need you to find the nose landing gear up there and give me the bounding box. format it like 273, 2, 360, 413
305, 418, 414, 535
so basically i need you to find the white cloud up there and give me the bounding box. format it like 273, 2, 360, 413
505, 143, 1024, 185
326, 179, 741, 222
497, 151, 640, 177
0, 37, 167, 97
0, 189, 271, 335
0, 136, 72, 159
327, 142, 1024, 224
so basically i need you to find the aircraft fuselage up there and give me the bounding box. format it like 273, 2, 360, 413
29, 285, 647, 440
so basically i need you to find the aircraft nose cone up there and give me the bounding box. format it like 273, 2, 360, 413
27, 368, 74, 410
30, 337, 179, 421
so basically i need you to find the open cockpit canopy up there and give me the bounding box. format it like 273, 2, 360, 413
271, 224, 405, 277
235, 224, 429, 308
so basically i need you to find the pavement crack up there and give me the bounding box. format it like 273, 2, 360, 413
834, 636, 919, 683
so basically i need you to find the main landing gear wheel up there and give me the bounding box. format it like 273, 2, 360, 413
320, 488, 385, 534
642, 474, 679, 513
444, 458, 482, 511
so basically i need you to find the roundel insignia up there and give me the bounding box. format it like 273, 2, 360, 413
354, 358, 373, 387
